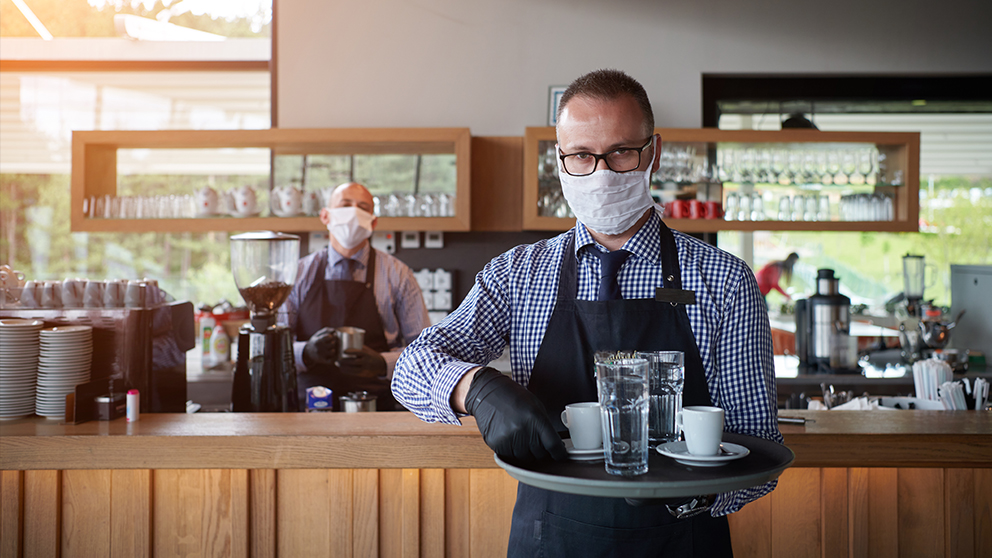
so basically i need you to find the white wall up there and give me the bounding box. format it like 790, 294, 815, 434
277, 0, 992, 135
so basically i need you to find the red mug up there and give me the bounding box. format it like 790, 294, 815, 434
704, 201, 723, 219
688, 200, 703, 219
668, 200, 690, 219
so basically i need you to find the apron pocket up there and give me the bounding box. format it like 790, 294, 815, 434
538, 510, 691, 557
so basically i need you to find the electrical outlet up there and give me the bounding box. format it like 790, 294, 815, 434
433, 291, 453, 311
401, 231, 420, 249
424, 231, 444, 249
371, 231, 396, 254
433, 268, 452, 291
414, 269, 434, 291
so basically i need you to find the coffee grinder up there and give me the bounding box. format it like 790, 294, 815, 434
795, 269, 859, 374
230, 231, 300, 412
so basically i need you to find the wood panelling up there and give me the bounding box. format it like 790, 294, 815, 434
771, 467, 820, 558
0, 470, 23, 558
899, 468, 944, 557
470, 136, 523, 231
728, 488, 771, 558
821, 468, 849, 558
2, 466, 991, 557
249, 469, 276, 558
23, 470, 59, 558
62, 469, 111, 557
110, 469, 151, 558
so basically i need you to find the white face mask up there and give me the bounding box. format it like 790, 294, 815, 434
557, 136, 656, 236
328, 206, 375, 250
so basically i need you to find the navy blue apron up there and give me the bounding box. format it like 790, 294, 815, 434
295, 246, 397, 411
507, 221, 733, 557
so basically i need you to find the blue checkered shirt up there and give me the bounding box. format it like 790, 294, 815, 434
392, 209, 782, 515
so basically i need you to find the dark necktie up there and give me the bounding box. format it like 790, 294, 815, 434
593, 249, 630, 301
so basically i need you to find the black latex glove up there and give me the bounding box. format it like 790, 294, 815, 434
338, 345, 387, 378
464, 367, 568, 463
303, 327, 339, 368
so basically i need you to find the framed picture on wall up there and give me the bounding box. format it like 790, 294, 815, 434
548, 86, 567, 126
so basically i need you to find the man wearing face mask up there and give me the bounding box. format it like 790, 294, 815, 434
281, 182, 430, 411
392, 70, 781, 555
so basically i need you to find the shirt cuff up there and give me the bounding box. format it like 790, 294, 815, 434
431, 360, 481, 425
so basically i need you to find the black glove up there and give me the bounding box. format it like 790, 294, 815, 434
303, 327, 339, 368
464, 367, 567, 462
339, 345, 387, 378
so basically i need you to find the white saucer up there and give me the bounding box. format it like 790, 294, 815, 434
656, 441, 750, 467
564, 439, 605, 460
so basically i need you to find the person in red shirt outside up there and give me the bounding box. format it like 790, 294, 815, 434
755, 252, 799, 305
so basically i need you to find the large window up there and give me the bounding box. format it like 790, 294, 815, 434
704, 76, 992, 309
1, 0, 271, 306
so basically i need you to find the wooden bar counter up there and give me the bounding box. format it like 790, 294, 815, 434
2, 411, 990, 557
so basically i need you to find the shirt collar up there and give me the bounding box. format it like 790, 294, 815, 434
574, 209, 662, 263
327, 242, 369, 268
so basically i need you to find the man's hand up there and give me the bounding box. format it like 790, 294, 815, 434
464, 367, 567, 462
303, 327, 339, 368
339, 345, 387, 378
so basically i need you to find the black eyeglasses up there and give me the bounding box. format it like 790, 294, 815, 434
558, 137, 653, 177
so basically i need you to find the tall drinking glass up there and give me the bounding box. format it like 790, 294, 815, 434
638, 351, 685, 448
596, 358, 650, 476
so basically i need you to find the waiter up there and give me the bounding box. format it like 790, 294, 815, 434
392, 69, 782, 555
281, 182, 430, 411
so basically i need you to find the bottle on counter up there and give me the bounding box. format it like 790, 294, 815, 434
209, 324, 230, 368
199, 312, 216, 365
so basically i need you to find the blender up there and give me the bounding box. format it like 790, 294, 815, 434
902, 254, 929, 318
230, 231, 300, 412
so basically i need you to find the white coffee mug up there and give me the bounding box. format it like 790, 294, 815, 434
20, 280, 40, 308
561, 402, 603, 450
62, 278, 85, 308
41, 281, 62, 308
104, 279, 126, 308
125, 280, 146, 308
676, 405, 725, 456
84, 280, 104, 308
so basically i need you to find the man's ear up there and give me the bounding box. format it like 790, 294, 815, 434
651, 134, 662, 174
319, 207, 331, 226
370, 216, 378, 230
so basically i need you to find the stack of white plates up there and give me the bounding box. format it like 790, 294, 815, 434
36, 325, 92, 419
0, 319, 43, 420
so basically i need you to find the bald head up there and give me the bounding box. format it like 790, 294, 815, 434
329, 182, 374, 214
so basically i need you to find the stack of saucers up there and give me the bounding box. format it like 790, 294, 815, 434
36, 325, 92, 419
0, 318, 43, 420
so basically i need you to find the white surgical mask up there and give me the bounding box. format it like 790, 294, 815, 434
328, 206, 375, 249
558, 136, 656, 235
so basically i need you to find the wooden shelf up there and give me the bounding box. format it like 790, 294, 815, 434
71, 128, 472, 233
523, 127, 920, 233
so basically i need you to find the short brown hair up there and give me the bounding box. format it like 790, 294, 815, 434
556, 69, 654, 135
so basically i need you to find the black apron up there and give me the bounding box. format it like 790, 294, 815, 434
295, 246, 397, 411
508, 221, 733, 557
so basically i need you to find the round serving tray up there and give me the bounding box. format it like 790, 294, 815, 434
495, 432, 794, 499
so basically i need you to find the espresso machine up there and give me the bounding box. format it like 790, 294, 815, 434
795, 269, 859, 374
230, 231, 300, 412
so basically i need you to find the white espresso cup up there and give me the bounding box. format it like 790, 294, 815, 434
125, 280, 146, 308
676, 406, 725, 456
20, 280, 40, 308
41, 281, 62, 308
62, 277, 85, 308
560, 402, 603, 450
104, 279, 127, 307
84, 280, 105, 308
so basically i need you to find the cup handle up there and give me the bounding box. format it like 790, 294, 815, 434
675, 412, 683, 430
560, 411, 569, 428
